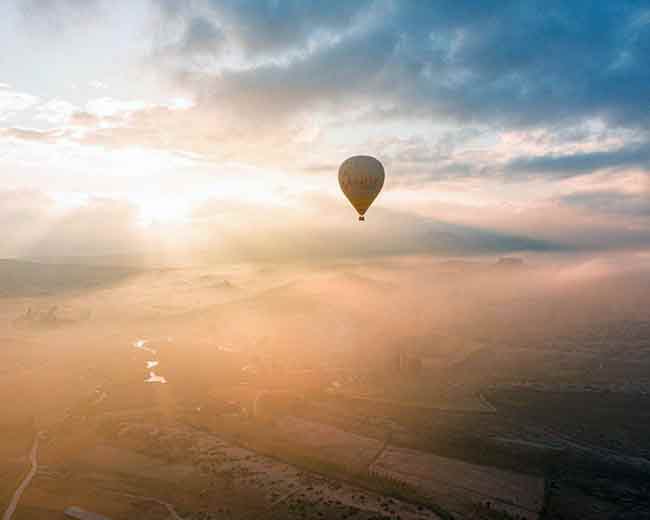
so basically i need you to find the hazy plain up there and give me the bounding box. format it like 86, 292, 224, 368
1, 254, 650, 519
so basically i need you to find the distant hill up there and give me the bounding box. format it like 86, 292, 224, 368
495, 257, 525, 268
197, 275, 240, 291
27, 253, 167, 268
0, 258, 139, 297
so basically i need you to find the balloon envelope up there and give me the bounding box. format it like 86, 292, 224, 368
338, 156, 385, 220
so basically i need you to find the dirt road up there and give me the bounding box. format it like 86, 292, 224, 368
3, 433, 40, 520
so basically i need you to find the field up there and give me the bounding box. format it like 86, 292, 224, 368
275, 416, 384, 469
371, 446, 544, 519
16, 408, 444, 520
2, 258, 650, 518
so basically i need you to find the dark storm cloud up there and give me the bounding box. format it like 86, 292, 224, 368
562, 190, 650, 217
505, 143, 650, 179
157, 1, 650, 132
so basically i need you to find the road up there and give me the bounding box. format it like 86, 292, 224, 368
2, 427, 185, 520
365, 432, 392, 471
2, 433, 40, 520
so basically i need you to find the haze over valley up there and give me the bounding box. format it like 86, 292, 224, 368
2, 1, 650, 518
2, 254, 650, 519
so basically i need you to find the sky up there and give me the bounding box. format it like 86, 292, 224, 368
1, 0, 649, 262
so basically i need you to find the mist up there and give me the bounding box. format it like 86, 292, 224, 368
3, 1, 650, 516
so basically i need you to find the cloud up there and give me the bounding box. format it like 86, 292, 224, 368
164, 17, 226, 57
88, 80, 107, 89
130, 0, 650, 185
7, 2, 650, 149
2, 0, 650, 259
69, 111, 102, 126
28, 198, 145, 258
562, 190, 650, 217
505, 143, 650, 179
0, 189, 150, 259
156, 0, 374, 60
152, 1, 650, 132
1, 186, 647, 263
190, 194, 556, 262
35, 99, 79, 124
0, 189, 54, 256
17, 0, 106, 29
0, 127, 62, 143
7, 2, 650, 178
0, 188, 557, 262
0, 85, 40, 120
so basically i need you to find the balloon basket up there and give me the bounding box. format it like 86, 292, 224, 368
358, 216, 365, 222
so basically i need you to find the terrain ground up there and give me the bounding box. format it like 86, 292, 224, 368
1, 258, 649, 519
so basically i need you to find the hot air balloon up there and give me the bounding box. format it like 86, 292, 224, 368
338, 155, 385, 221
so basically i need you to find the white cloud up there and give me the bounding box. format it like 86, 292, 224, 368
88, 80, 108, 89
85, 97, 152, 118
0, 86, 40, 120
35, 99, 79, 124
